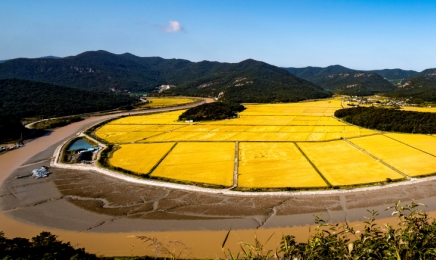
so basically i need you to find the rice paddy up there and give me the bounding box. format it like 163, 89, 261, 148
150, 142, 235, 186
298, 141, 404, 186
109, 143, 175, 175
238, 142, 327, 188
94, 99, 436, 189
401, 106, 436, 113
350, 135, 436, 177
135, 97, 197, 109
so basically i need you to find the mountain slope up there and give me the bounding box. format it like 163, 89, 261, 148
0, 51, 332, 103
284, 65, 396, 95
0, 78, 138, 118
367, 69, 419, 86
0, 50, 161, 92
388, 69, 436, 102
164, 59, 332, 103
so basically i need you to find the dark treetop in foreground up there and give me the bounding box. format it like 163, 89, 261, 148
0, 231, 98, 260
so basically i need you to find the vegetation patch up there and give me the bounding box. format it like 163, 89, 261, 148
0, 231, 98, 259
178, 102, 245, 121
335, 107, 436, 133
0, 114, 28, 143
222, 201, 436, 259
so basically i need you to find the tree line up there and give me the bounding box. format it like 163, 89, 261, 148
335, 107, 436, 133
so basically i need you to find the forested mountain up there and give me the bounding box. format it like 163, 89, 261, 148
368, 69, 418, 81
284, 65, 349, 83
0, 51, 332, 102
0, 78, 138, 142
388, 68, 436, 102
163, 59, 332, 103
0, 78, 138, 118
366, 69, 419, 86
0, 51, 161, 92
284, 65, 397, 95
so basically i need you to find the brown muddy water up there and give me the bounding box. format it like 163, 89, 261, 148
2, 104, 436, 258
0, 212, 312, 258
2, 207, 433, 258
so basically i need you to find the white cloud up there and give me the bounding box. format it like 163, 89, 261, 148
165, 20, 183, 33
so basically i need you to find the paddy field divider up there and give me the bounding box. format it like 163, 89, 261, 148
343, 137, 410, 179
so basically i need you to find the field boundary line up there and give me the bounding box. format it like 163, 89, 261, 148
52, 142, 436, 197
137, 125, 196, 142
230, 141, 239, 189
342, 138, 410, 179
146, 142, 178, 176
383, 134, 436, 158
294, 143, 332, 187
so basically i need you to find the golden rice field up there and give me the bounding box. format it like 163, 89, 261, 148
238, 142, 327, 188
401, 106, 436, 113
350, 135, 436, 177
136, 97, 197, 109
109, 143, 175, 175
150, 142, 235, 186
96, 99, 436, 189
298, 141, 404, 186
385, 133, 436, 156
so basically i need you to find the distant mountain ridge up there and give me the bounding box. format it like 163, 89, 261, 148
284, 65, 396, 95
164, 59, 332, 103
388, 68, 436, 102
366, 69, 419, 86
0, 50, 332, 103
367, 69, 419, 81
2, 50, 434, 101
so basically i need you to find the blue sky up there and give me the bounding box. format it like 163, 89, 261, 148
1, 0, 435, 71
